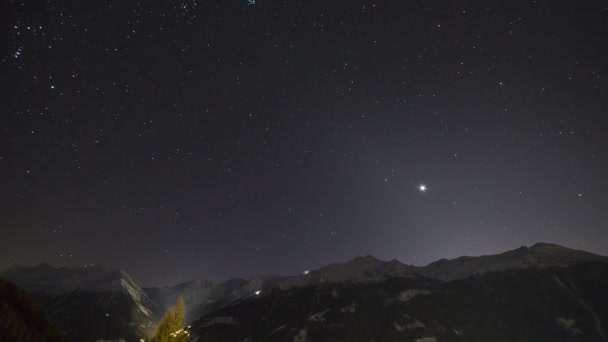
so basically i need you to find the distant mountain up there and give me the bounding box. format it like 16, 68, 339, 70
141, 255, 419, 326
143, 276, 276, 324
3, 243, 607, 342
419, 242, 608, 280
265, 256, 418, 290
192, 243, 608, 341
0, 264, 160, 342
193, 262, 608, 341
0, 278, 70, 342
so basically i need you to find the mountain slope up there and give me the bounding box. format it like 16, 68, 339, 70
0, 278, 70, 342
0, 264, 160, 342
191, 243, 608, 341
268, 256, 418, 290
144, 279, 216, 323
192, 261, 608, 342
420, 243, 608, 280
150, 242, 608, 330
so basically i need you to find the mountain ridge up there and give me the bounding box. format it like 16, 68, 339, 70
2, 242, 607, 341
4, 242, 605, 290
193, 261, 608, 342
0, 263, 159, 341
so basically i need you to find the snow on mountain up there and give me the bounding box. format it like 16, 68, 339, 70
270, 255, 417, 289
3, 241, 606, 339
0, 263, 158, 318
0, 264, 160, 341
197, 243, 608, 295
143, 276, 273, 323
144, 279, 215, 322
255, 243, 608, 289
144, 260, 413, 324
419, 242, 608, 280
1, 263, 137, 293
4, 243, 605, 303
192, 255, 608, 342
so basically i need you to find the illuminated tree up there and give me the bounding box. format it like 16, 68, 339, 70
150, 297, 189, 342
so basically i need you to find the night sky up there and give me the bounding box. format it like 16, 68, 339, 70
1, 0, 607, 286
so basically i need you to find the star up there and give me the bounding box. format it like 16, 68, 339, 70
419, 185, 427, 192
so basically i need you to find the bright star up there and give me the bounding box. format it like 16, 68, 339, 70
419, 185, 427, 192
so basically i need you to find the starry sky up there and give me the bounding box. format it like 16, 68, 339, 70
1, 0, 607, 286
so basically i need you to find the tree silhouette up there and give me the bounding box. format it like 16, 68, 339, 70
150, 297, 189, 342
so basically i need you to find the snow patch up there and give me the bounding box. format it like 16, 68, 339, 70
202, 316, 238, 327
293, 328, 308, 342
265, 325, 286, 337
394, 315, 425, 331
307, 309, 330, 322
557, 318, 581, 334
340, 302, 357, 313
120, 278, 152, 317
398, 289, 431, 302
274, 256, 416, 289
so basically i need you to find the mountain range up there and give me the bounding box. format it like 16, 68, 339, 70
1, 242, 607, 341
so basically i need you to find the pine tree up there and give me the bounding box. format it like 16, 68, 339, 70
150, 297, 189, 342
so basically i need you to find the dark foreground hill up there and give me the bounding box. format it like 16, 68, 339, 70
193, 262, 608, 342
0, 278, 70, 342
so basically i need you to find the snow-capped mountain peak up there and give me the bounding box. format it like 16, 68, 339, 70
0, 263, 147, 295
420, 242, 608, 280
